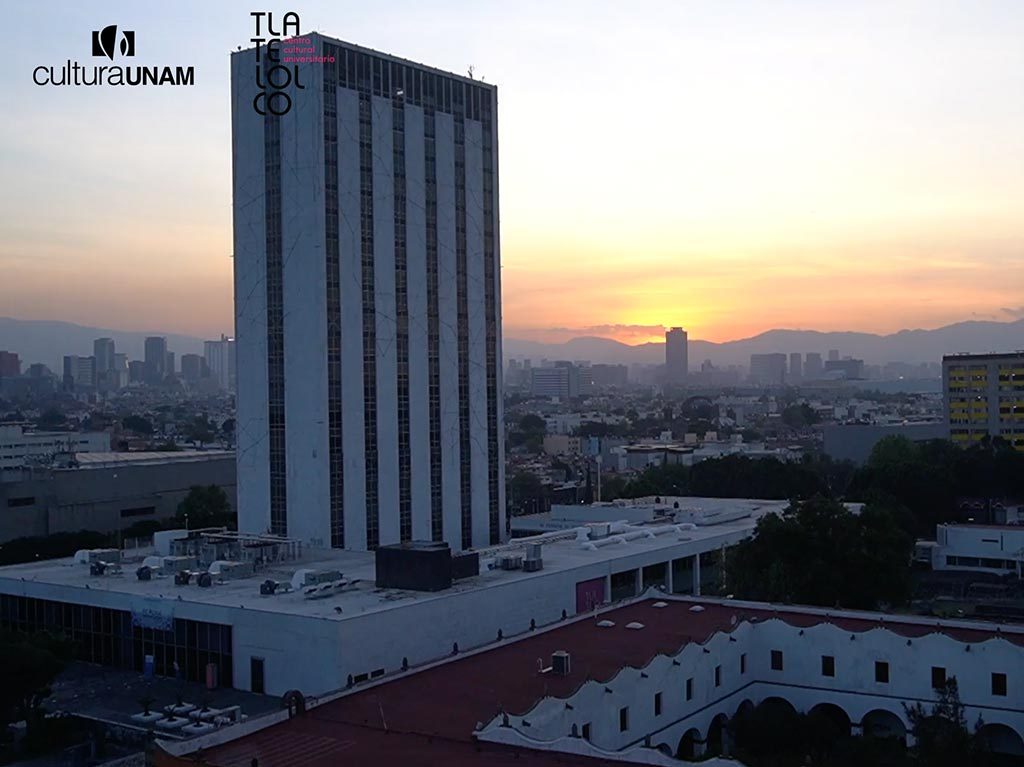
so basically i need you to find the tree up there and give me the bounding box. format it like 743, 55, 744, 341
36, 408, 66, 430
122, 414, 154, 435
508, 472, 544, 515
0, 631, 71, 732
781, 403, 819, 429
177, 485, 234, 529
185, 416, 215, 447
726, 496, 913, 610
905, 679, 989, 767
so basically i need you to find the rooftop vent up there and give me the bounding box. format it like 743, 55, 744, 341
597, 620, 615, 628
551, 651, 571, 676
652, 601, 668, 608
689, 605, 706, 613
626, 622, 645, 630
499, 555, 524, 571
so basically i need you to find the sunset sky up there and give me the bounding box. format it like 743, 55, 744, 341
2, 1, 1022, 344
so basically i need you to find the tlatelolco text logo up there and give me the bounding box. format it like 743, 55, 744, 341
33, 25, 194, 87
249, 11, 335, 115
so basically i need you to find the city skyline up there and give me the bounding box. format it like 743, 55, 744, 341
2, 1, 1022, 344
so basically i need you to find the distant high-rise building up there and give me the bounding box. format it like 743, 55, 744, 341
788, 352, 802, 383
590, 363, 629, 388
749, 353, 787, 386
944, 352, 1024, 451
0, 351, 20, 378
93, 338, 115, 373
531, 365, 578, 399
62, 355, 95, 390
144, 336, 167, 384
828, 349, 840, 362
128, 360, 145, 384
181, 353, 205, 383
824, 359, 864, 379
665, 327, 688, 386
204, 335, 236, 392
93, 338, 117, 391
805, 352, 823, 380
165, 351, 176, 377
231, 36, 504, 551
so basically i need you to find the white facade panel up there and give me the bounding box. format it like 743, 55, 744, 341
434, 111, 462, 548
338, 87, 368, 551
403, 103, 432, 541
464, 119, 490, 548
372, 96, 400, 547
230, 48, 271, 537
280, 61, 329, 547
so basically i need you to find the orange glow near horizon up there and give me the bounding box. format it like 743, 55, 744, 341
1, 2, 1022, 346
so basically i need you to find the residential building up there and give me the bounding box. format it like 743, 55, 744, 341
231, 36, 504, 550
944, 352, 1024, 450
665, 327, 688, 386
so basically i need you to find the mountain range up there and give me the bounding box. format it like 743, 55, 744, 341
1, 316, 1021, 371
503, 319, 1024, 367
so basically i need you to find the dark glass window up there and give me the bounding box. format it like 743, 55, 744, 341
822, 655, 835, 677
932, 667, 946, 689
875, 661, 889, 684
992, 672, 1007, 696
771, 650, 783, 671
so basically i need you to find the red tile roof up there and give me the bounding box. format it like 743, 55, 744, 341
159, 598, 1021, 767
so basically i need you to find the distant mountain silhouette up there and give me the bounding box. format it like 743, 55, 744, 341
0, 317, 208, 370
503, 319, 1024, 367
2, 316, 1021, 372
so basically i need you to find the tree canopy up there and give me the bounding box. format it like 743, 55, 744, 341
725, 496, 913, 610
177, 485, 234, 529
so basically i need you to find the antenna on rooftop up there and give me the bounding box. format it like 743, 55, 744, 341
467, 65, 475, 79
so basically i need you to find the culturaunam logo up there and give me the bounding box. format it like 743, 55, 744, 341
92, 25, 135, 59
33, 25, 193, 87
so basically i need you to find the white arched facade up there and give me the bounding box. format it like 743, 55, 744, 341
476, 601, 1024, 762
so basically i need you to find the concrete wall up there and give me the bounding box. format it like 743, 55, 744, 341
0, 456, 236, 542
822, 422, 948, 465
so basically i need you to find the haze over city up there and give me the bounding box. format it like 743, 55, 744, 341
2, 0, 1022, 344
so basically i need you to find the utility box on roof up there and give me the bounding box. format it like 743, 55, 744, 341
375, 541, 453, 592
